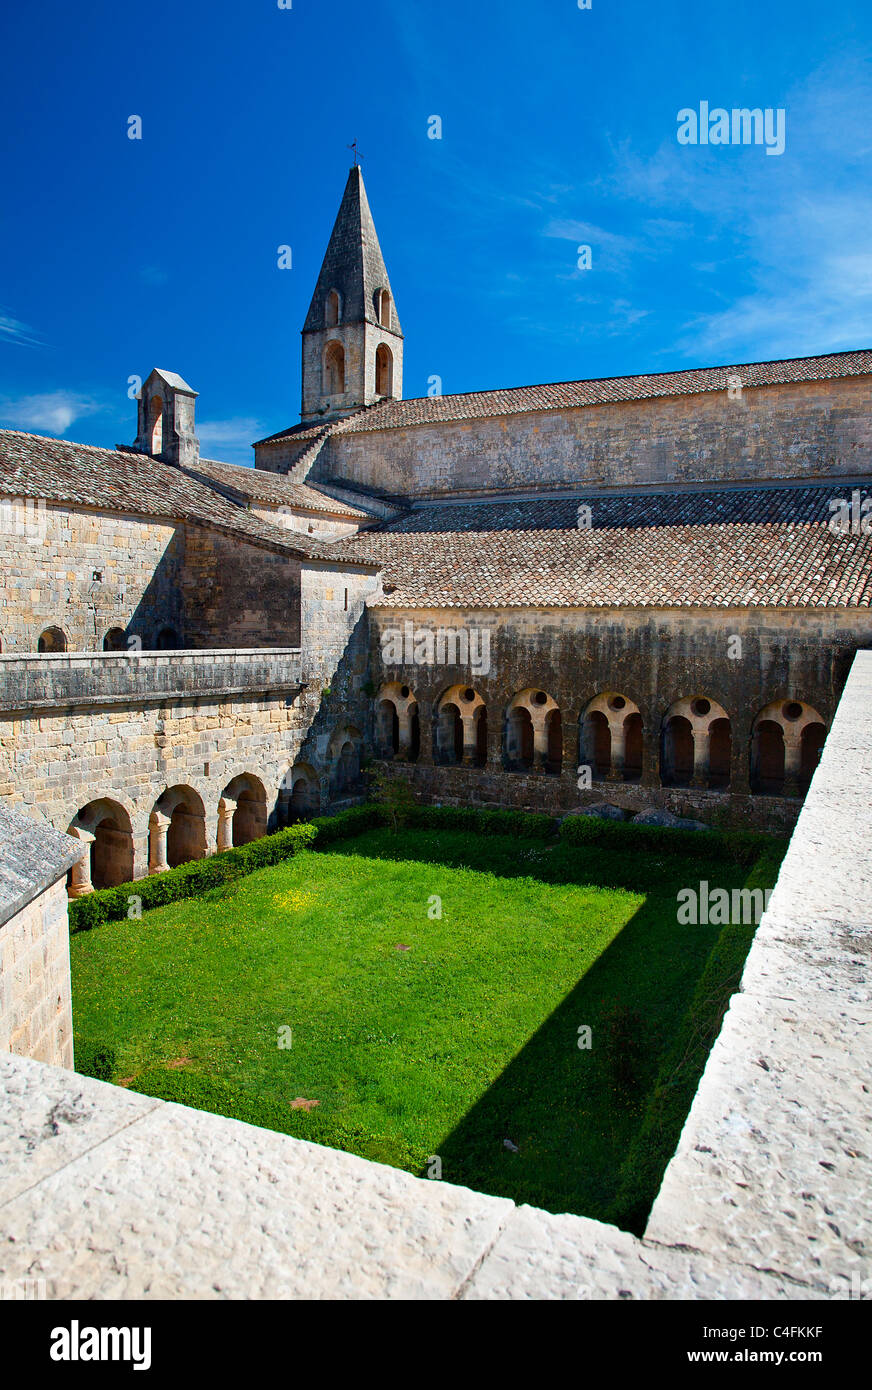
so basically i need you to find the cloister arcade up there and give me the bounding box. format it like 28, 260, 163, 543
372, 684, 827, 795
59, 690, 828, 897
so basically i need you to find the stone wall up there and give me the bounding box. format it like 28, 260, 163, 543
0, 807, 82, 1068
0, 881, 74, 1068
0, 502, 184, 654
0, 651, 330, 877
178, 526, 302, 649
298, 375, 872, 498
367, 603, 872, 828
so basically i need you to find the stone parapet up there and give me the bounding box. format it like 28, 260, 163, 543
0, 649, 303, 713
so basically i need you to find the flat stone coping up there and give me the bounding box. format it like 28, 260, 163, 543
645, 650, 872, 1297
0, 1054, 806, 1301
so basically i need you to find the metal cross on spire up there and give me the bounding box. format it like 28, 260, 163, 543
347, 140, 363, 167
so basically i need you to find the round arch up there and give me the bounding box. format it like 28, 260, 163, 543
67, 797, 135, 893
580, 692, 643, 783
151, 785, 207, 870
505, 688, 561, 774
751, 699, 826, 795
219, 773, 268, 848
661, 695, 731, 790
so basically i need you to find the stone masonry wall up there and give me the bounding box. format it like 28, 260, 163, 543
367, 603, 872, 829
0, 502, 184, 653
0, 652, 340, 876
178, 526, 302, 649
297, 375, 872, 498
0, 878, 73, 1068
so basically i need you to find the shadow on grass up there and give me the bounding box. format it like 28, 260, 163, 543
316, 827, 765, 1227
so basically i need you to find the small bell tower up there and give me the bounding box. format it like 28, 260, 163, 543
301, 165, 404, 423
134, 368, 200, 468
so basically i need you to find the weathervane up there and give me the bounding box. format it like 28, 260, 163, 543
347, 140, 363, 166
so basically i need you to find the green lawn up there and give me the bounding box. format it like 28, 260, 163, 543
70, 828, 776, 1228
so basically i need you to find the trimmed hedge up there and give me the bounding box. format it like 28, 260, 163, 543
404, 804, 557, 839
68, 822, 317, 933
68, 798, 784, 933
558, 813, 783, 866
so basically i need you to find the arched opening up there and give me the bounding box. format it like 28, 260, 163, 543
750, 700, 825, 797
338, 741, 357, 791
148, 395, 163, 455
661, 715, 694, 787
800, 722, 826, 788
154, 787, 207, 869
68, 799, 135, 891
221, 774, 268, 847
375, 683, 419, 763
278, 763, 319, 825
377, 698, 400, 757
156, 626, 180, 650
38, 626, 67, 653
290, 775, 316, 821
323, 340, 346, 394
581, 693, 644, 783
506, 706, 534, 770
376, 288, 392, 329
475, 705, 488, 766
545, 708, 563, 775
708, 718, 732, 789
375, 343, 393, 396
436, 685, 486, 767
583, 710, 611, 779
325, 290, 340, 327
624, 712, 643, 782
438, 702, 463, 765
102, 627, 127, 652
752, 721, 785, 794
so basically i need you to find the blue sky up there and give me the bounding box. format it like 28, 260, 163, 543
1, 0, 870, 464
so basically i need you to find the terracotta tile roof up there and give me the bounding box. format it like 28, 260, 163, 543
257, 349, 872, 444
0, 430, 376, 565
183, 457, 372, 517
331, 482, 872, 609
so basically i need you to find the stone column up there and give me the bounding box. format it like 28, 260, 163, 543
690, 726, 708, 789
67, 827, 95, 898
148, 810, 171, 874
461, 715, 478, 766
217, 797, 237, 851
532, 715, 548, 773
607, 718, 626, 782
397, 709, 412, 760
783, 733, 802, 798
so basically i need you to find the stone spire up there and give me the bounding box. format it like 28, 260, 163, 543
301, 167, 403, 422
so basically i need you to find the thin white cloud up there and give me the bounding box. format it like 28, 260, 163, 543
196, 418, 264, 464
0, 391, 100, 435
0, 312, 42, 348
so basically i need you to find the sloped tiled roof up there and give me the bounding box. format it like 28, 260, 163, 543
331, 482, 872, 609
258, 349, 872, 445
183, 456, 372, 517
0, 430, 376, 565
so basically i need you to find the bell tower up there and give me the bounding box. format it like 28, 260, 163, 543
301, 165, 404, 423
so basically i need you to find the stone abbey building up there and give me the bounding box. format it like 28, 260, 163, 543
1, 166, 871, 893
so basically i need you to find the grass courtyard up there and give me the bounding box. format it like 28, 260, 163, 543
70, 825, 779, 1230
